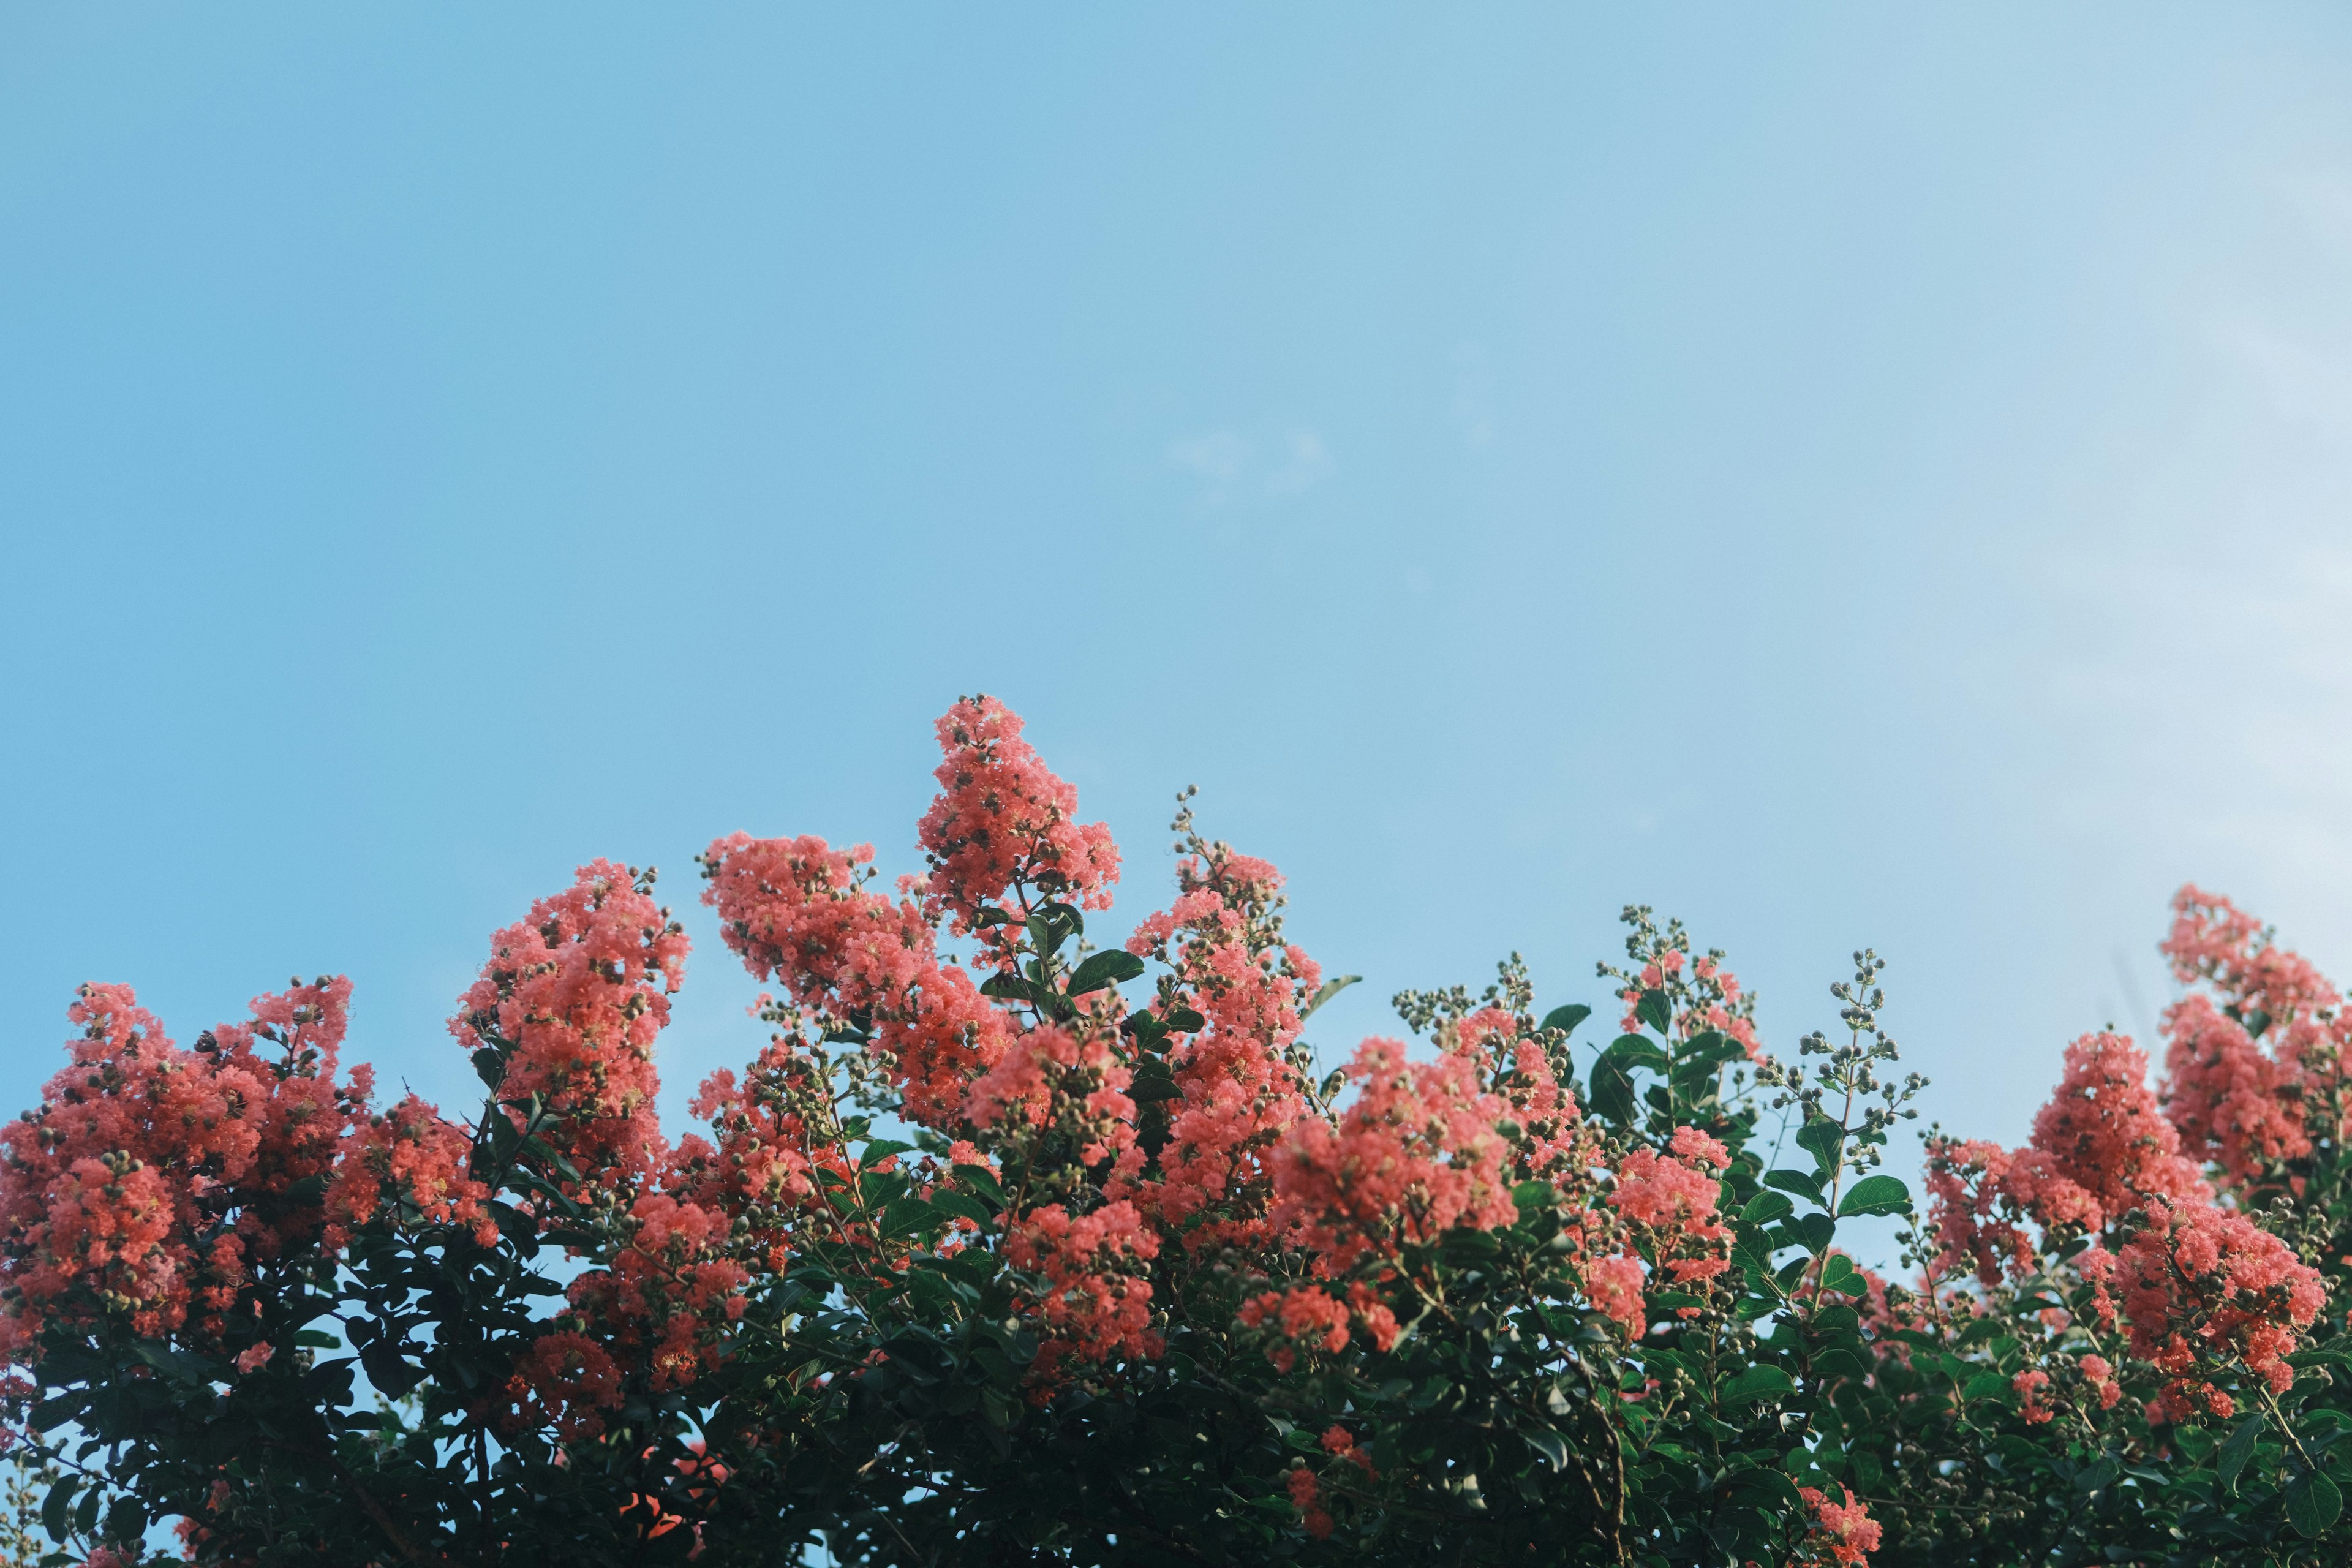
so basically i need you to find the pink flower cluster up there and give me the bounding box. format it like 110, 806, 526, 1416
963, 1023, 1137, 1170
1607, 1129, 1733, 1291
1004, 1200, 1161, 1384
0, 978, 370, 1359
2161, 995, 2307, 1184
2163, 884, 2340, 1029
700, 831, 1012, 1126
2080, 1194, 2325, 1422
1924, 1004, 2328, 1418
449, 861, 688, 1189
565, 1189, 751, 1395
1270, 1035, 1518, 1275
1795, 1486, 1882, 1566
685, 1039, 853, 1272
918, 695, 1120, 930
1927, 1031, 2204, 1286
326, 1093, 496, 1248
1116, 848, 1321, 1250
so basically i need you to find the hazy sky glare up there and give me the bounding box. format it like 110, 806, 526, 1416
6, 6, 2352, 1201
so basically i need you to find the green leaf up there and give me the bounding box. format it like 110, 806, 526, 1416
1817, 1254, 1865, 1295
1588, 1058, 1637, 1126
951, 1164, 1006, 1207
1765, 1168, 1825, 1206
1810, 1305, 1861, 1344
2290, 1471, 2343, 1537
28, 1391, 84, 1431
1795, 1116, 1845, 1174
881, 1197, 939, 1240
1836, 1175, 1912, 1218
1962, 1373, 2011, 1400
2217, 1414, 2264, 1491
1797, 1212, 1836, 1256
1604, 1035, 1670, 1074
131, 1341, 219, 1387
1741, 1191, 1795, 1226
929, 1189, 995, 1227
1539, 1003, 1592, 1037
1635, 989, 1672, 1034
859, 1139, 919, 1168
1163, 1006, 1206, 1033
1302, 974, 1362, 1020
1068, 949, 1145, 997
1129, 1061, 1183, 1103
41, 1477, 75, 1544
1523, 1427, 1570, 1472
1722, 1366, 1798, 1403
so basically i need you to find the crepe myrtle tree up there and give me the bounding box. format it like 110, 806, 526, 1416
4, 699, 2351, 1567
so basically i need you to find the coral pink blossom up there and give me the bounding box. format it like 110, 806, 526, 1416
1797, 1486, 1882, 1566
918, 696, 1120, 929
2161, 994, 2307, 1183
1586, 1253, 1648, 1336
328, 1093, 496, 1248
1005, 1200, 1161, 1382
1287, 1466, 1333, 1539
450, 861, 688, 1190
1116, 846, 1321, 1250
505, 1330, 625, 1440
1271, 1036, 1517, 1275
2163, 884, 2340, 1027
2012, 1368, 2052, 1423
0, 979, 370, 1359
2099, 1194, 2324, 1414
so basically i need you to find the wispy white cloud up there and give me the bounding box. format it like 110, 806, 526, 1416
1166, 426, 1333, 507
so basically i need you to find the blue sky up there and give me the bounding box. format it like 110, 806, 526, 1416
8, 6, 2352, 1226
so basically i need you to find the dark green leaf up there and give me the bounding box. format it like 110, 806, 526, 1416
1795, 1116, 1845, 1174
472, 1048, 506, 1088
1635, 989, 1672, 1034
41, 1477, 75, 1544
951, 1164, 1006, 1207
131, 1341, 219, 1387
1302, 974, 1362, 1020
860, 1139, 919, 1168
1523, 1427, 1570, 1472
929, 1190, 995, 1227
1163, 1007, 1206, 1033
28, 1392, 83, 1431
1741, 1191, 1795, 1226
1837, 1175, 1912, 1218
881, 1198, 939, 1240
1068, 949, 1145, 997
2288, 1471, 2342, 1537
1817, 1254, 1865, 1295
1587, 1057, 1636, 1126
1797, 1212, 1836, 1256
1604, 1035, 1670, 1075
1765, 1168, 1825, 1206
2217, 1414, 2264, 1491
1129, 1061, 1182, 1102
1539, 1003, 1592, 1037
1722, 1366, 1798, 1403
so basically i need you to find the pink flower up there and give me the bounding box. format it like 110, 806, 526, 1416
918, 696, 1120, 927
1005, 1200, 1161, 1384
450, 861, 688, 1189
235, 1341, 274, 1374
1796, 1486, 1882, 1566
1270, 1036, 1517, 1275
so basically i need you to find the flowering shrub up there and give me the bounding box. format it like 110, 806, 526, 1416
6, 703, 2352, 1566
